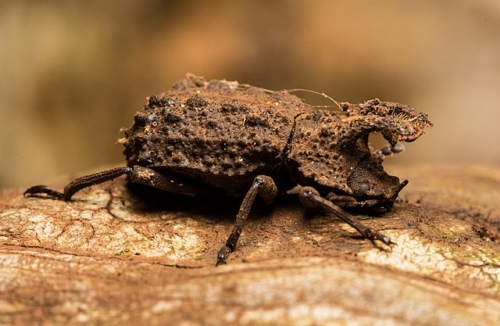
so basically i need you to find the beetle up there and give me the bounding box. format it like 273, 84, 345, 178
24, 75, 433, 265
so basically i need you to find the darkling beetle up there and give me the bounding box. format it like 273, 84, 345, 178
25, 75, 433, 265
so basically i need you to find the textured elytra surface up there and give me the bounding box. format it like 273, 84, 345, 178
123, 77, 306, 196
122, 76, 432, 200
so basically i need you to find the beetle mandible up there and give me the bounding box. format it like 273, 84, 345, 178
24, 75, 433, 265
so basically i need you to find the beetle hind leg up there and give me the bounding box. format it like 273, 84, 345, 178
24, 167, 132, 201
216, 175, 278, 266
299, 186, 394, 245
24, 165, 213, 201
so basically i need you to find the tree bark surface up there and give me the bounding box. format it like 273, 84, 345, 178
1, 165, 500, 325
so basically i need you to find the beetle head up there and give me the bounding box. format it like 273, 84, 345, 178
341, 99, 433, 146
340, 99, 431, 208
289, 98, 431, 209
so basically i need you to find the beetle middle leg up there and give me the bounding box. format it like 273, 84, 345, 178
216, 175, 278, 266
299, 187, 394, 245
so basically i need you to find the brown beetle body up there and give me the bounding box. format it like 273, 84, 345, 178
25, 75, 433, 265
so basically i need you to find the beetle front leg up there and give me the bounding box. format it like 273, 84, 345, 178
299, 187, 394, 245
216, 175, 278, 266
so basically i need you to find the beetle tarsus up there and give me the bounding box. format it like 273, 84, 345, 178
381, 235, 395, 245
363, 229, 395, 246
24, 185, 65, 200
216, 246, 231, 266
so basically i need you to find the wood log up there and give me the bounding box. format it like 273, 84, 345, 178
1, 165, 499, 325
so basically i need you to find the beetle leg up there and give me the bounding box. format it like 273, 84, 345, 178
299, 186, 394, 245
24, 166, 212, 201
127, 166, 211, 196
325, 193, 357, 204
216, 175, 278, 266
24, 167, 132, 201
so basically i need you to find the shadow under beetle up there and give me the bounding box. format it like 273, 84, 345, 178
25, 75, 433, 265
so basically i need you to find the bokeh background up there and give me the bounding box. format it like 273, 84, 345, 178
1, 0, 500, 188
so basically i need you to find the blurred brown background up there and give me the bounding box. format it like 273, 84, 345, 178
1, 0, 500, 188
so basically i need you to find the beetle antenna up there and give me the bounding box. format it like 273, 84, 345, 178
235, 84, 342, 111
287, 88, 341, 110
